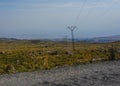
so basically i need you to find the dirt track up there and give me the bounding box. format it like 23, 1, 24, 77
0, 60, 120, 86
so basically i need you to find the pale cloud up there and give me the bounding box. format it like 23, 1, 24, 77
55, 2, 83, 8
112, 0, 120, 2
0, 0, 120, 38
0, 0, 118, 10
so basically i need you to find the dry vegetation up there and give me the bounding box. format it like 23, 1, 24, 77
0, 40, 120, 74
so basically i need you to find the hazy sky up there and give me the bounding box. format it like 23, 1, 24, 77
0, 0, 120, 39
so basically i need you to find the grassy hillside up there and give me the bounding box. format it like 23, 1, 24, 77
0, 40, 120, 74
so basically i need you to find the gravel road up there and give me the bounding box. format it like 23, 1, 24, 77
0, 60, 120, 86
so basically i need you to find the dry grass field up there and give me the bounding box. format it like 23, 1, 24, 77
0, 40, 120, 74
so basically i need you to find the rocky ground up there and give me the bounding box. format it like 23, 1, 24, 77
0, 60, 120, 86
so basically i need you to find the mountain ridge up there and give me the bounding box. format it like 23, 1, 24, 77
0, 35, 120, 43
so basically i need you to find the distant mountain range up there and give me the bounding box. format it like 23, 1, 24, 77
52, 35, 120, 43
81, 35, 120, 43
0, 35, 120, 43
0, 38, 18, 42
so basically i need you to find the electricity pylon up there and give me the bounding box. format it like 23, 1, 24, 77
67, 26, 77, 51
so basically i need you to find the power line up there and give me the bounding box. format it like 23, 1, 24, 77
74, 0, 87, 25
67, 26, 77, 51
77, 1, 115, 29
94, 2, 114, 20
66, 1, 115, 51
102, 1, 117, 17
66, 0, 87, 51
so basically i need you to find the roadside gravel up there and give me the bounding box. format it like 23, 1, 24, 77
0, 60, 120, 86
